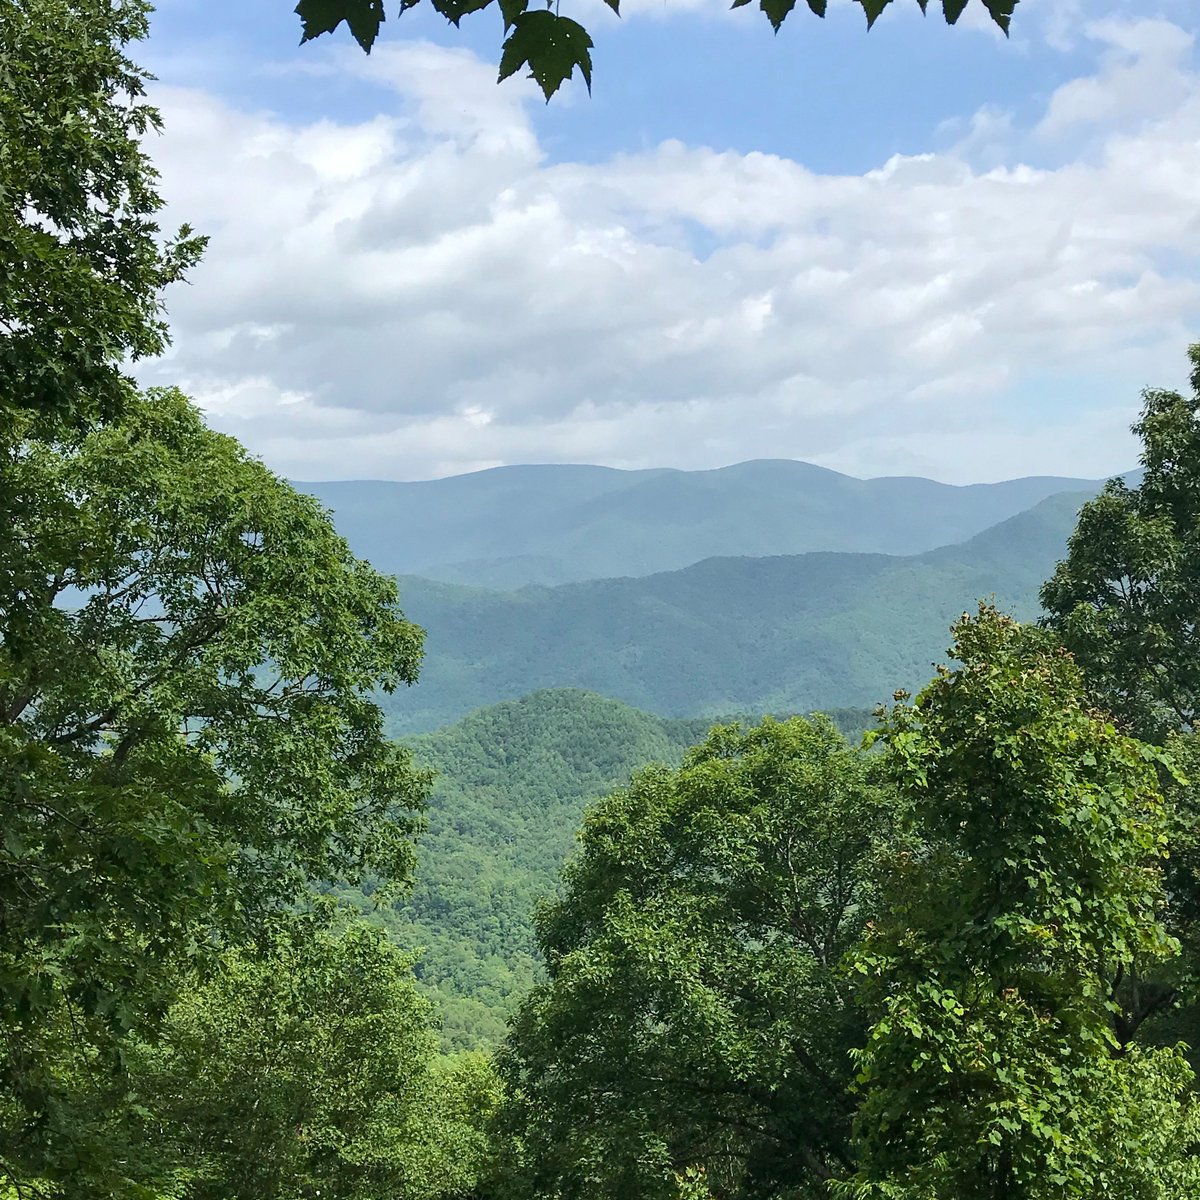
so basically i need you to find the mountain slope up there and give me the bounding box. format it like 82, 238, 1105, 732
298, 459, 1101, 589
379, 491, 1088, 735
343, 690, 874, 1050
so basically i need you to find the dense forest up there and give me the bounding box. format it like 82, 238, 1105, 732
342, 691, 875, 1049
6, 4, 1200, 1200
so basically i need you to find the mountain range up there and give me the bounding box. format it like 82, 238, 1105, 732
314, 457, 1118, 1048
376, 489, 1092, 733
298, 459, 1103, 590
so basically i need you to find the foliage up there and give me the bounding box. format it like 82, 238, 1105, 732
1042, 343, 1200, 741
343, 689, 715, 1048
497, 715, 890, 1199
341, 690, 874, 1050
131, 915, 502, 1200
379, 491, 1085, 733
841, 605, 1199, 1199
1042, 347, 1200, 1076
0, 0, 204, 429
0, 390, 428, 1195
295, 0, 1020, 101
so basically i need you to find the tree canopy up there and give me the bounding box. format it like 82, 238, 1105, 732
1042, 344, 1200, 741
0, 388, 428, 1194
130, 913, 501, 1200
844, 606, 1199, 1199
295, 0, 1022, 101
1041, 347, 1200, 1095
498, 714, 890, 1199
344, 691, 875, 1052
0, 0, 203, 428
496, 607, 1200, 1199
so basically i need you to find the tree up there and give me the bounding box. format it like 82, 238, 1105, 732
497, 715, 890, 1199
1041, 343, 1200, 742
840, 606, 1200, 1200
0, 389, 428, 1195
1041, 343, 1200, 1070
131, 914, 502, 1200
0, 0, 203, 428
295, 0, 1021, 101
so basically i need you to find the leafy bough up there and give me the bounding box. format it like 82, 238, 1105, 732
295, 0, 1021, 101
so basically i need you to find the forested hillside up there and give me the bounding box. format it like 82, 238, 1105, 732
298, 461, 1101, 589
346, 690, 875, 1048
380, 491, 1089, 733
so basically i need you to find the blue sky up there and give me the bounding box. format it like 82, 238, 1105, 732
139, 0, 1200, 482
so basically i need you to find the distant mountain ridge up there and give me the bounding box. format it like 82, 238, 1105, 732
297, 459, 1105, 589
378, 490, 1090, 735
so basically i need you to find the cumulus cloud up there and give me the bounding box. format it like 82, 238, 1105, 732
143, 15, 1200, 483
1036, 17, 1195, 139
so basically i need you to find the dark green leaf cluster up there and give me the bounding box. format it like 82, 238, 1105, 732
0, 0, 205, 428
1042, 344, 1200, 741
296, 0, 1020, 99
498, 715, 891, 1198
0, 390, 429, 1192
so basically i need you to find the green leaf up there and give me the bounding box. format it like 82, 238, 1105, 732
295, 0, 385, 51
0, 0, 206, 428
941, 0, 969, 23
760, 0, 797, 32
759, 0, 824, 29
430, 0, 493, 26
499, 0, 529, 29
498, 11, 594, 101
860, 0, 893, 27
982, 0, 1018, 33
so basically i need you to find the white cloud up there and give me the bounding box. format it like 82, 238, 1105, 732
144, 18, 1200, 484
1036, 17, 1195, 139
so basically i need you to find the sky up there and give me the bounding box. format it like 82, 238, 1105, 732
137, 0, 1200, 484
